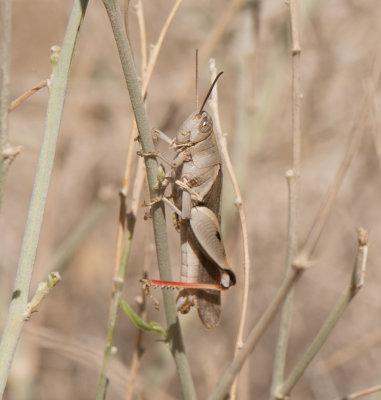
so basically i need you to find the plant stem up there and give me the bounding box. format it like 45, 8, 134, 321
0, 0, 12, 213
0, 0, 89, 395
208, 60, 251, 400
335, 384, 381, 400
96, 216, 135, 400
208, 266, 304, 400
276, 229, 368, 399
270, 1, 302, 397
101, 1, 196, 399
270, 171, 298, 396
9, 79, 48, 112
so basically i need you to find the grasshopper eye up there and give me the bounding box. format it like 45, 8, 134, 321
199, 115, 212, 133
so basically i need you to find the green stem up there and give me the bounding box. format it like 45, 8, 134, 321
270, 171, 298, 398
101, 1, 196, 399
95, 213, 135, 399
0, 0, 12, 212
0, 0, 89, 395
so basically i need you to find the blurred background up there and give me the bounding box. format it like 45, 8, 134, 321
1, 0, 381, 399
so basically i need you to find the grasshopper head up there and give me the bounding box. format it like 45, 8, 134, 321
177, 71, 223, 146
176, 110, 213, 145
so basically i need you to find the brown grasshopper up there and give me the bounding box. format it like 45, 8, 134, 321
143, 72, 236, 329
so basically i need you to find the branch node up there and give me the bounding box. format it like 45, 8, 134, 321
236, 340, 244, 350
119, 188, 127, 199
357, 227, 368, 247
285, 169, 294, 178
2, 145, 23, 164
274, 388, 289, 400
113, 277, 124, 291
234, 198, 242, 207
23, 272, 61, 320
292, 253, 309, 271
292, 46, 301, 55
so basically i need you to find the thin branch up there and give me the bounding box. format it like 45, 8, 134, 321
208, 264, 305, 400
99, 1, 196, 400
0, 0, 12, 212
2, 144, 22, 166
208, 59, 251, 400
125, 299, 146, 400
125, 223, 152, 400
370, 54, 381, 169
8, 80, 48, 112
0, 0, 89, 395
270, 1, 302, 397
289, 0, 302, 174
224, 4, 257, 229
275, 229, 368, 399
110, 0, 149, 328
141, 0, 183, 96
96, 200, 137, 400
111, 0, 148, 295
335, 385, 381, 400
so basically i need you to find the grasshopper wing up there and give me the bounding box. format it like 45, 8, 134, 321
189, 206, 236, 328
189, 206, 235, 288
196, 245, 223, 328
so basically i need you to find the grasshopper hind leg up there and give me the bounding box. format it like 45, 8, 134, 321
196, 251, 222, 329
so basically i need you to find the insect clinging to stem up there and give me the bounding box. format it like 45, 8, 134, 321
141, 53, 236, 329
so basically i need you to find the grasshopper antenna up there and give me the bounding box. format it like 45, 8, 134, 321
195, 49, 199, 110
198, 71, 224, 115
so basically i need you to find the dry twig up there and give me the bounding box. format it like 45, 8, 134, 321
208, 59, 251, 400
8, 80, 48, 112
270, 1, 302, 397
275, 229, 369, 399
335, 385, 381, 400
208, 263, 305, 400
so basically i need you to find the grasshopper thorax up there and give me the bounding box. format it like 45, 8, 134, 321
176, 110, 213, 146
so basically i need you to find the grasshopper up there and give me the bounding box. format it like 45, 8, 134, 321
143, 71, 236, 329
